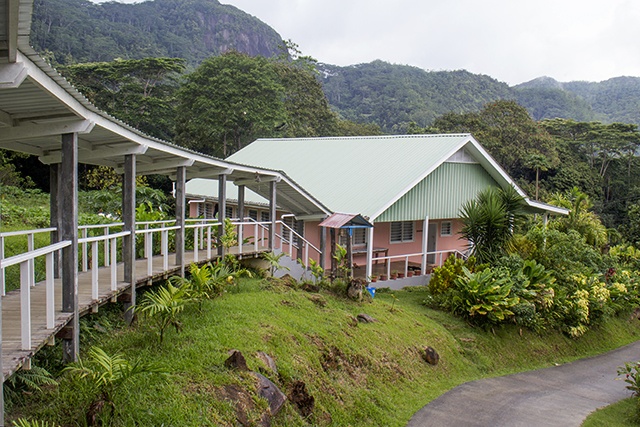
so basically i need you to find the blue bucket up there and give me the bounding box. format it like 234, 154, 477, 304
366, 286, 376, 298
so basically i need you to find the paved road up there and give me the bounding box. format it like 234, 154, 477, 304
407, 340, 640, 427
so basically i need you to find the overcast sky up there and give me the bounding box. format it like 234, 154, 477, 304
89, 0, 640, 86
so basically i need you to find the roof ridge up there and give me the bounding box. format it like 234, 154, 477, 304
256, 133, 472, 142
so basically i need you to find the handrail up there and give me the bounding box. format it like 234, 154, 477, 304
0, 227, 57, 238
372, 249, 467, 278
78, 230, 130, 244
1, 241, 71, 269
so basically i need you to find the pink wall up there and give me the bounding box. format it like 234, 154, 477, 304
302, 218, 468, 267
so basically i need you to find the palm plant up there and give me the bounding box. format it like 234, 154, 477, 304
171, 262, 214, 307
460, 187, 525, 264
63, 346, 165, 426
262, 251, 290, 276
137, 282, 193, 343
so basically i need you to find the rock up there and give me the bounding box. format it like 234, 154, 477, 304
302, 282, 320, 292
225, 350, 249, 371
357, 313, 377, 323
308, 294, 327, 307
256, 351, 278, 374
289, 380, 315, 417
254, 372, 287, 416
422, 346, 439, 365
347, 278, 366, 301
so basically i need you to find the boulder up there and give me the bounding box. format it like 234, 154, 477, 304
225, 350, 249, 371
357, 313, 377, 323
422, 346, 439, 365
256, 351, 278, 374
254, 372, 287, 416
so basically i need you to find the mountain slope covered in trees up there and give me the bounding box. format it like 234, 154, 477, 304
32, 0, 285, 65
31, 0, 640, 130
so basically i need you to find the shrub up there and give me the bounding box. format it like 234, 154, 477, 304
428, 255, 476, 295
450, 267, 519, 327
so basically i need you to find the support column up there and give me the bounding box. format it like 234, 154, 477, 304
329, 228, 336, 280
175, 166, 186, 275
217, 173, 227, 257
319, 226, 326, 270
268, 181, 277, 251
421, 216, 429, 274
295, 219, 304, 261
346, 228, 353, 278
61, 133, 78, 363
365, 225, 374, 282
50, 164, 62, 278
122, 154, 136, 324
237, 185, 245, 221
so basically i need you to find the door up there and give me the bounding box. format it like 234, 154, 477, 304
427, 223, 437, 264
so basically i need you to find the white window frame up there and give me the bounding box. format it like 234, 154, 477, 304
390, 221, 414, 243
440, 221, 453, 237
339, 228, 367, 247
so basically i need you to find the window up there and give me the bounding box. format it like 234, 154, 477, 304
197, 202, 215, 218
390, 221, 414, 243
441, 221, 452, 236
224, 206, 234, 219
282, 216, 296, 242
248, 209, 258, 220
261, 211, 270, 222
340, 228, 367, 246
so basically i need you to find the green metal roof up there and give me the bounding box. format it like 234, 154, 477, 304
227, 134, 567, 222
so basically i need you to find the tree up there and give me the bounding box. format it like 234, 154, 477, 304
63, 57, 185, 141
432, 101, 559, 184
175, 51, 285, 157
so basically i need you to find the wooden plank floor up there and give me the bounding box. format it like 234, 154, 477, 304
2, 245, 267, 378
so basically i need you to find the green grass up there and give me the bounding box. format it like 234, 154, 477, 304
582, 398, 640, 426
11, 281, 640, 426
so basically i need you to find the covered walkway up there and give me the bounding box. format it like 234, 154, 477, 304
0, 0, 331, 423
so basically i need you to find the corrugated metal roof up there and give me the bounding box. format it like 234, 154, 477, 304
186, 178, 269, 207
227, 134, 475, 220
318, 212, 372, 229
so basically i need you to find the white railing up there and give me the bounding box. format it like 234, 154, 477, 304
373, 249, 467, 278
0, 227, 56, 296
136, 221, 181, 276
78, 230, 130, 300
78, 223, 124, 272
0, 240, 71, 350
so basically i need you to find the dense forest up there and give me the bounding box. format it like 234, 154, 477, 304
4, 0, 638, 238
31, 0, 284, 66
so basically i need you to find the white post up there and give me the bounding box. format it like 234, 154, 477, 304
110, 238, 117, 292
104, 227, 110, 266
421, 216, 429, 274
193, 226, 199, 263
20, 261, 31, 350
81, 228, 88, 272
162, 230, 169, 272
28, 233, 35, 287
46, 252, 54, 329
147, 232, 153, 277
0, 235, 5, 296
238, 222, 244, 255
254, 223, 259, 251
207, 226, 212, 259
366, 226, 374, 282
91, 241, 99, 300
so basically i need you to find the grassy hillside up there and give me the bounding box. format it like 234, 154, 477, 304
12, 279, 640, 426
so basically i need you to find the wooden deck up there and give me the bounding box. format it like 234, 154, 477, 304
2, 245, 267, 379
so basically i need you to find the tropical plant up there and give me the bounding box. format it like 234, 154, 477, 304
451, 267, 520, 327
262, 251, 290, 277
460, 186, 526, 264
137, 282, 193, 343
618, 361, 640, 397
4, 365, 57, 410
307, 258, 325, 284
12, 419, 60, 427
332, 244, 351, 279
63, 346, 166, 426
